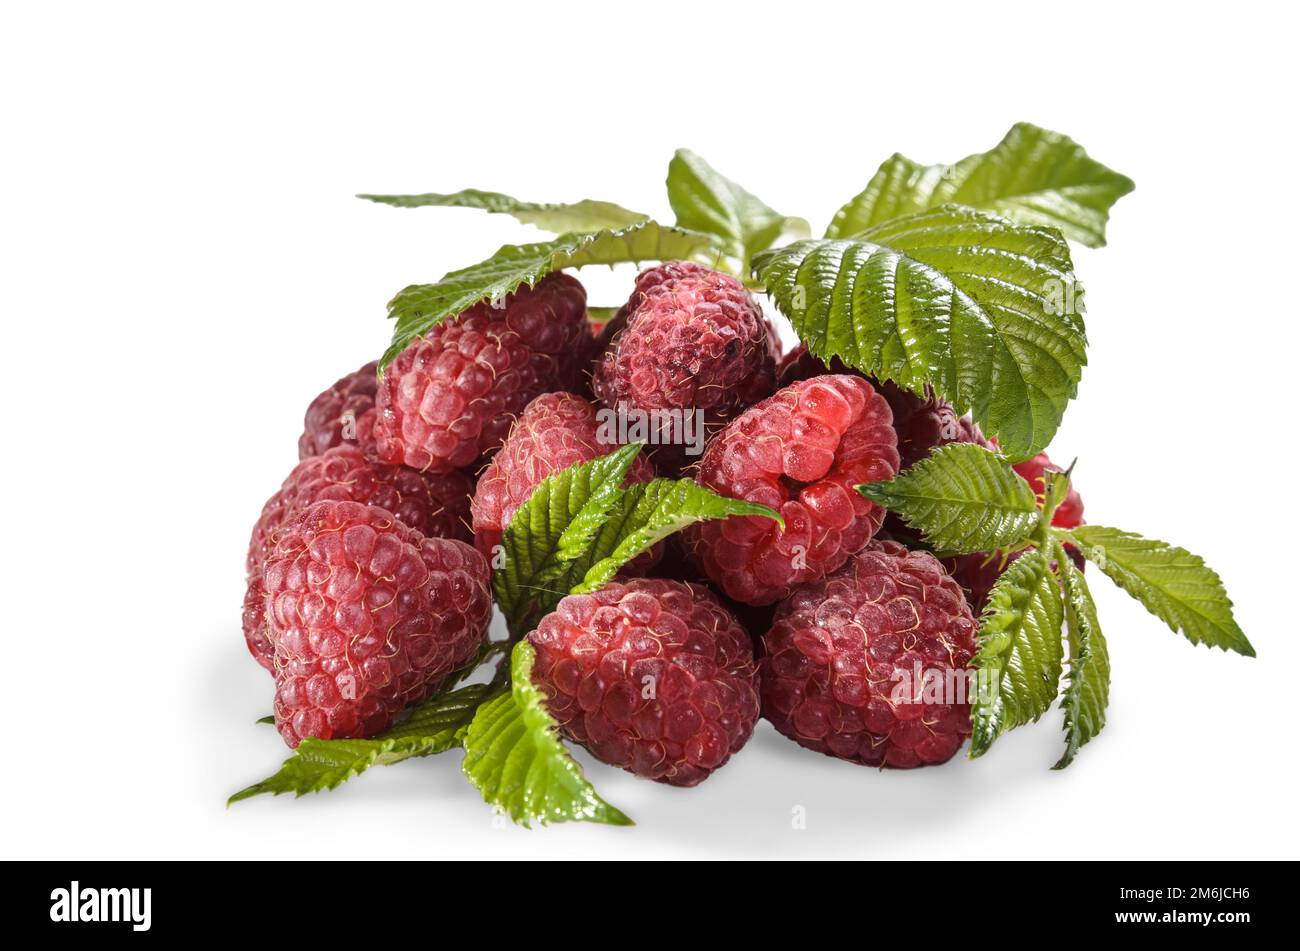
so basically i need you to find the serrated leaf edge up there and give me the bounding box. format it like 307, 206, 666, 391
1053, 542, 1111, 769
460, 642, 633, 828
858, 443, 1041, 553
1064, 526, 1254, 657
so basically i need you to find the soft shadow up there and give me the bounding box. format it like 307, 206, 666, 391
568, 721, 1061, 859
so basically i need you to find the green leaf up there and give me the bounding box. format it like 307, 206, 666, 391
1067, 526, 1254, 656
229, 682, 495, 804
857, 443, 1040, 553
754, 205, 1084, 460
668, 148, 809, 275
461, 641, 632, 828
570, 478, 782, 595
969, 550, 1065, 757
1054, 545, 1110, 769
826, 123, 1134, 248
492, 444, 643, 637
493, 445, 781, 638
358, 188, 648, 234
381, 220, 715, 368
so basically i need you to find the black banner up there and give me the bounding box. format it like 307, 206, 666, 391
4, 861, 1287, 937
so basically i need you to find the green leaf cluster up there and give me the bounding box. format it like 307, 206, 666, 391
859, 446, 1252, 767
366, 124, 1130, 455
493, 443, 778, 638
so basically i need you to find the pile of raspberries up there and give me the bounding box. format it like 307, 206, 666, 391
243, 261, 1083, 782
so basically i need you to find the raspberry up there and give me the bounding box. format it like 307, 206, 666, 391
761, 540, 978, 767
684, 375, 900, 605
373, 273, 591, 473
242, 575, 274, 674
627, 259, 715, 296
1014, 453, 1084, 529
775, 343, 857, 387
777, 344, 991, 546
595, 268, 783, 394
777, 344, 988, 469
247, 444, 472, 577
528, 578, 759, 786
592, 261, 777, 472
470, 391, 655, 559
648, 536, 777, 642
945, 452, 1085, 613
877, 382, 989, 541
941, 550, 1014, 616
265, 500, 492, 747
243, 445, 473, 671
881, 383, 988, 470
298, 361, 380, 459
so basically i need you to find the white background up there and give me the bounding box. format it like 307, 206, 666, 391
2, 1, 1296, 860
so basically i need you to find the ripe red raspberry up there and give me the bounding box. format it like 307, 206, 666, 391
775, 343, 857, 388
1013, 453, 1084, 529
528, 578, 759, 786
469, 391, 655, 559
265, 500, 492, 747
648, 536, 777, 641
298, 361, 380, 459
592, 261, 777, 472
945, 452, 1085, 614
592, 268, 783, 395
242, 575, 274, 674
685, 375, 900, 605
761, 540, 978, 768
877, 381, 990, 542
627, 259, 715, 296
373, 273, 591, 473
777, 344, 988, 468
941, 550, 1014, 617
243, 445, 473, 671
247, 444, 472, 578
882, 383, 988, 470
